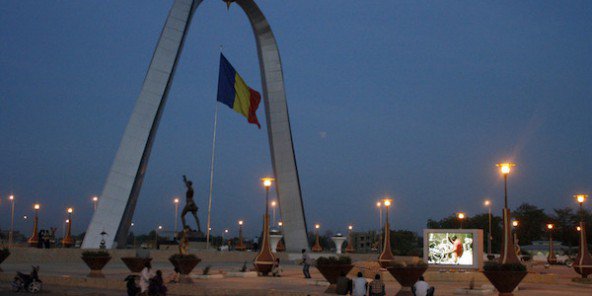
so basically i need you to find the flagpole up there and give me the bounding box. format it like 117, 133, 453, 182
205, 103, 219, 249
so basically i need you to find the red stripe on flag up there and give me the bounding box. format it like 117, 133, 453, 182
247, 88, 262, 129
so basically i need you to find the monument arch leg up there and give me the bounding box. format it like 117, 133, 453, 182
82, 0, 309, 252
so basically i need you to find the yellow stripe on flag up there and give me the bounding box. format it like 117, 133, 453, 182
233, 73, 252, 117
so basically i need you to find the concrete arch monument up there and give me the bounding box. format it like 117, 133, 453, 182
82, 0, 309, 252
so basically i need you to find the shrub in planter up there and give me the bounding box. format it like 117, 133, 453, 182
315, 256, 354, 294
0, 248, 10, 272
121, 257, 152, 273
169, 253, 201, 282
81, 251, 111, 278
386, 260, 429, 293
482, 262, 527, 296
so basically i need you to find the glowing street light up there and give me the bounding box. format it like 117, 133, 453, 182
278, 221, 283, 227
62, 207, 74, 248
92, 196, 99, 211
312, 223, 322, 252
173, 197, 180, 237
346, 224, 354, 253
457, 212, 466, 229
236, 220, 246, 251
574, 194, 588, 222
484, 199, 493, 257
28, 203, 41, 247
379, 197, 395, 267
496, 161, 519, 264
8, 195, 15, 249
512, 220, 519, 228
271, 200, 278, 226
546, 223, 557, 264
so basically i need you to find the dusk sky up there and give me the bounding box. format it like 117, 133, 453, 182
1, 1, 591, 239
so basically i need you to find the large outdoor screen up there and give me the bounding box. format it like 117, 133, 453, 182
426, 231, 474, 266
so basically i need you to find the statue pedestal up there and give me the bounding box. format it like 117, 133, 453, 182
270, 235, 283, 253
331, 236, 346, 254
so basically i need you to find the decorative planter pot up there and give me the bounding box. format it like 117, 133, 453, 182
386, 266, 428, 296
0, 250, 10, 272
121, 257, 152, 273
81, 255, 111, 278
254, 262, 273, 276
482, 270, 528, 296
316, 264, 354, 293
169, 255, 201, 283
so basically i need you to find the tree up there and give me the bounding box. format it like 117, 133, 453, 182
513, 203, 549, 245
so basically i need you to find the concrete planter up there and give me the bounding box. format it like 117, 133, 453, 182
386, 266, 428, 295
0, 249, 9, 272
169, 255, 201, 283
482, 270, 527, 296
81, 255, 111, 278
121, 257, 152, 273
316, 264, 354, 294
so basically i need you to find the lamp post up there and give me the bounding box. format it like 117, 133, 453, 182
376, 201, 382, 253
155, 225, 162, 249
345, 225, 355, 253
573, 194, 592, 278
62, 207, 75, 248
28, 204, 40, 247
236, 220, 246, 251
312, 224, 323, 252
496, 162, 520, 264
277, 221, 286, 252
512, 220, 520, 257
484, 199, 492, 258
457, 212, 466, 229
131, 222, 136, 248
92, 196, 99, 211
173, 197, 180, 237
271, 200, 277, 226
254, 177, 276, 274
379, 198, 395, 267
8, 195, 15, 249
546, 224, 557, 264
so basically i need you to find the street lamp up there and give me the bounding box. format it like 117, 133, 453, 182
28, 204, 41, 247
236, 220, 246, 251
379, 198, 395, 267
376, 201, 383, 253
572, 194, 592, 278
457, 212, 466, 229
312, 224, 322, 252
62, 207, 74, 248
154, 225, 163, 249
496, 162, 520, 264
254, 177, 276, 273
546, 223, 557, 264
271, 200, 277, 226
173, 197, 180, 237
92, 196, 99, 211
346, 225, 354, 253
8, 195, 15, 249
484, 199, 493, 258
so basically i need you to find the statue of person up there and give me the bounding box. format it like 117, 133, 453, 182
178, 226, 189, 255
181, 175, 202, 234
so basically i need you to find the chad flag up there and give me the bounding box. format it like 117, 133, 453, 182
216, 53, 262, 129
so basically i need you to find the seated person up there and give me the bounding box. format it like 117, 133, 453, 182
271, 258, 283, 277
413, 276, 435, 296
335, 271, 352, 295
149, 270, 168, 296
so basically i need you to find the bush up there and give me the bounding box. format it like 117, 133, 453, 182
81, 250, 110, 257
169, 253, 198, 261
315, 256, 352, 266
483, 261, 526, 272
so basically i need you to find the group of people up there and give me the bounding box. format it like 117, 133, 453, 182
336, 273, 434, 296
301, 249, 434, 296
125, 262, 169, 296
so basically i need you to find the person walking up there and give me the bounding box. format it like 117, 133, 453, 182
352, 272, 367, 296
368, 274, 385, 296
301, 249, 312, 278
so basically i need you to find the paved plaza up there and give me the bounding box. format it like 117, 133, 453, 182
1, 249, 590, 295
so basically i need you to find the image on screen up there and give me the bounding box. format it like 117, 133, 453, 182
427, 232, 474, 266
